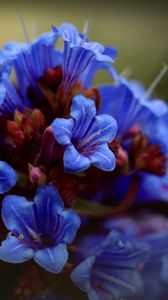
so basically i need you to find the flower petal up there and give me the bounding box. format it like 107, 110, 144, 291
34, 243, 68, 273
33, 184, 64, 234
0, 50, 11, 80
80, 61, 118, 89
71, 95, 96, 139
64, 145, 91, 172
60, 210, 81, 244
4, 32, 61, 98
0, 80, 25, 115
0, 233, 34, 263
0, 161, 17, 194
71, 230, 149, 300
99, 83, 154, 136
89, 144, 116, 171
81, 114, 117, 147
53, 23, 117, 88
52, 118, 74, 145
2, 194, 37, 237
144, 99, 168, 117
71, 256, 95, 293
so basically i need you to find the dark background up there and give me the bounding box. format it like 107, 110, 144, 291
0, 0, 168, 100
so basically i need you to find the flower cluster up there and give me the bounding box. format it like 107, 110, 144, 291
0, 22, 167, 300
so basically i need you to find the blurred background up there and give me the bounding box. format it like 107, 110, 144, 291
0, 0, 168, 98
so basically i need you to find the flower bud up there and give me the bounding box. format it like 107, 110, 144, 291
22, 117, 34, 135
32, 109, 46, 132
7, 121, 20, 134
14, 110, 24, 125
29, 165, 47, 187
40, 126, 59, 165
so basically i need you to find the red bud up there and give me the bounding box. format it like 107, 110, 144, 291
29, 165, 47, 187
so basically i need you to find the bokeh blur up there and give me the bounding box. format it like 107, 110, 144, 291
0, 0, 168, 100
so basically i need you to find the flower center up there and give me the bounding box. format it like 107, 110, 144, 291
11, 231, 54, 249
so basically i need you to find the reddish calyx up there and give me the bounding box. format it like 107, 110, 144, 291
49, 167, 78, 207
109, 140, 129, 169
38, 66, 100, 117
5, 109, 46, 150
130, 133, 167, 176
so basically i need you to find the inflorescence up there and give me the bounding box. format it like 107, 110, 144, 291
0, 22, 168, 300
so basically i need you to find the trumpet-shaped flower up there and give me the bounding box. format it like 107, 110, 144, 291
0, 184, 80, 273
0, 23, 118, 118
52, 23, 118, 89
3, 32, 61, 99
99, 80, 168, 176
104, 215, 168, 300
52, 95, 117, 172
99, 81, 162, 137
71, 230, 149, 300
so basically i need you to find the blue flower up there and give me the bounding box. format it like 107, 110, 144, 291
0, 79, 25, 115
52, 95, 117, 172
102, 216, 168, 300
140, 232, 168, 300
0, 50, 11, 80
126, 79, 168, 117
0, 51, 25, 115
99, 79, 168, 138
137, 171, 168, 202
99, 79, 168, 177
3, 31, 62, 99
52, 23, 118, 90
0, 161, 17, 194
0, 23, 118, 117
99, 81, 160, 137
71, 230, 149, 300
0, 184, 80, 273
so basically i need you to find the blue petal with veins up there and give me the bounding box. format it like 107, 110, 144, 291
0, 184, 80, 273
52, 95, 118, 172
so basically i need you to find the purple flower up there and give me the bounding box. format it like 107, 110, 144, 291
52, 95, 117, 172
0, 161, 17, 194
0, 184, 80, 273
71, 230, 149, 300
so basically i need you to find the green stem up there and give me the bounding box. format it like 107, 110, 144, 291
74, 176, 139, 218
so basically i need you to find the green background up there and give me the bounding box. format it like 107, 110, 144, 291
0, 0, 168, 99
